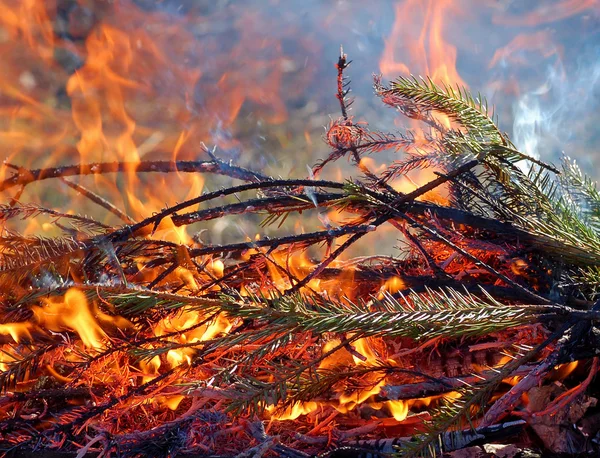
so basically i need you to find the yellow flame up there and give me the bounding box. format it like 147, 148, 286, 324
155, 311, 233, 369
386, 400, 409, 421
0, 322, 32, 343
378, 276, 407, 299
553, 361, 579, 380
268, 401, 319, 421
1, 289, 131, 350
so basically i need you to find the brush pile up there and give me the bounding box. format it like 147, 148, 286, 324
1, 55, 599, 457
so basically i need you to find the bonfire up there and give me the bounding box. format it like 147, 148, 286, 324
0, 2, 599, 458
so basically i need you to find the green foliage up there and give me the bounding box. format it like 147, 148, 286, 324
374, 76, 600, 269
384, 76, 501, 141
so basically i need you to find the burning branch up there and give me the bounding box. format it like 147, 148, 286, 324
0, 157, 270, 192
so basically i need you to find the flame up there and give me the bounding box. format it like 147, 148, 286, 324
260, 248, 359, 299
159, 394, 185, 411
269, 401, 319, 421
489, 31, 561, 69
317, 337, 391, 415
270, 337, 391, 420
1, 288, 131, 350
378, 276, 407, 300
0, 1, 54, 61
125, 173, 204, 245
266, 250, 321, 292
153, 311, 233, 369
0, 0, 312, 241
66, 24, 141, 164
380, 0, 466, 87
139, 355, 162, 384
386, 400, 410, 421
34, 288, 129, 349
0, 322, 32, 343
378, 0, 467, 198
504, 375, 523, 387
552, 361, 579, 380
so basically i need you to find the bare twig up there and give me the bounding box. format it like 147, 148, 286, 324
284, 160, 479, 295
0, 159, 269, 192
61, 178, 136, 224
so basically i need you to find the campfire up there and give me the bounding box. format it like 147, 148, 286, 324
1, 1, 599, 457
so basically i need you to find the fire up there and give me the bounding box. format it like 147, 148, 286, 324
0, 322, 31, 343
489, 30, 561, 69
266, 249, 320, 292
0, 288, 131, 350
35, 289, 105, 349
0, 1, 54, 61
269, 401, 319, 422
386, 399, 409, 421
0, 1, 595, 455
380, 0, 466, 87
378, 0, 468, 199
378, 276, 406, 298
551, 361, 579, 380
66, 24, 141, 164
139, 355, 161, 382
153, 310, 233, 369
0, 0, 315, 239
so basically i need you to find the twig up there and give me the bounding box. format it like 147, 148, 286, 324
0, 387, 93, 405
390, 219, 450, 278
0, 159, 270, 192
317, 420, 526, 457
61, 178, 136, 224
283, 217, 384, 295
187, 225, 376, 260
479, 317, 582, 427
374, 364, 537, 401
284, 160, 479, 295
398, 209, 552, 304
171, 192, 343, 226
108, 178, 344, 241
336, 47, 352, 121
532, 356, 599, 418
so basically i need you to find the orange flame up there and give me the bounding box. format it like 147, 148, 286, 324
380, 0, 466, 87
0, 288, 131, 350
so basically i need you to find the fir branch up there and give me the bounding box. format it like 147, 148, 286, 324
402, 321, 572, 457
0, 203, 109, 233
0, 345, 57, 393
171, 192, 343, 226
336, 47, 353, 121
0, 232, 88, 273
378, 76, 503, 142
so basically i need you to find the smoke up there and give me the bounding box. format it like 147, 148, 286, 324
512, 45, 600, 164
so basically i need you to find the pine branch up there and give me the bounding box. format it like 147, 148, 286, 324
402, 321, 572, 457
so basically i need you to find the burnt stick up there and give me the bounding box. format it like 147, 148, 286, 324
0, 159, 269, 192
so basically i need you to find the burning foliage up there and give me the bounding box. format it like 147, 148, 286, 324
0, 2, 600, 457
0, 47, 599, 457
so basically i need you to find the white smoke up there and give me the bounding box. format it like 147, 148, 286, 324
512, 48, 600, 166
